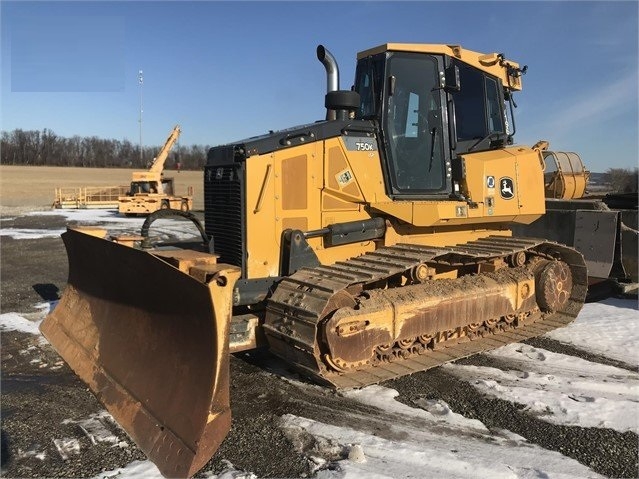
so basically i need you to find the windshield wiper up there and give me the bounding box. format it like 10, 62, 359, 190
428, 127, 437, 172
468, 132, 501, 152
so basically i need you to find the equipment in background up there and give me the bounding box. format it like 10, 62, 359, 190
118, 125, 194, 215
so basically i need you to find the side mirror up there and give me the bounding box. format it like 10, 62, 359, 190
444, 65, 460, 92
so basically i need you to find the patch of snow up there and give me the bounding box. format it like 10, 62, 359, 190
90, 459, 256, 479
210, 464, 258, 479
544, 298, 639, 365
16, 446, 46, 461
347, 444, 366, 463
0, 228, 65, 239
53, 437, 80, 460
445, 343, 639, 433
343, 385, 488, 432
90, 460, 162, 479
0, 313, 42, 335
0, 303, 54, 334
63, 411, 120, 445
4, 208, 203, 241
439, 300, 639, 434
27, 209, 129, 222
281, 413, 602, 479
34, 302, 52, 311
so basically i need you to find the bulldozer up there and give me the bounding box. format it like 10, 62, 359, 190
40, 44, 587, 477
118, 125, 194, 215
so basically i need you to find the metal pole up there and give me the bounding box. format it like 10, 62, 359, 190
138, 70, 143, 165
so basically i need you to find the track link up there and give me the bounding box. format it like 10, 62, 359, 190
264, 236, 587, 388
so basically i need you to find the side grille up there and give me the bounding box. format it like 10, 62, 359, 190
204, 164, 245, 272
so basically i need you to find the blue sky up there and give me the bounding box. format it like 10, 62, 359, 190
1, 1, 637, 171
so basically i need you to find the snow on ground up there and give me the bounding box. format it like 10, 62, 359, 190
0, 303, 51, 335
2, 208, 636, 478
342, 385, 488, 432
443, 298, 639, 434
1, 208, 202, 242
279, 299, 637, 478
90, 459, 256, 479
544, 298, 639, 365
0, 228, 66, 239
0, 312, 43, 335
282, 386, 600, 479
444, 343, 639, 433
52, 438, 80, 461
16, 446, 46, 461
62, 411, 122, 446
89, 460, 162, 479
26, 208, 137, 224
281, 405, 601, 479
2, 295, 637, 477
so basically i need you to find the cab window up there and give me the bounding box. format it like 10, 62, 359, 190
452, 61, 505, 147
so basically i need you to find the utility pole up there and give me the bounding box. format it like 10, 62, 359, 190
138, 69, 143, 165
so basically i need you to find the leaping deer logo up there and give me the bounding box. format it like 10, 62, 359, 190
500, 177, 515, 199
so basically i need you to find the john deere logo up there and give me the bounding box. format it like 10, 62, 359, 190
499, 177, 515, 199
215, 167, 224, 179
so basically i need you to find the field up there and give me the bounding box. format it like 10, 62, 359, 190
0, 165, 204, 212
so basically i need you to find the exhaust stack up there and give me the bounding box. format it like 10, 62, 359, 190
317, 45, 340, 120
317, 44, 339, 93
316, 45, 360, 121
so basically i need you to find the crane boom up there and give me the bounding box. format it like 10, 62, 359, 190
148, 125, 181, 174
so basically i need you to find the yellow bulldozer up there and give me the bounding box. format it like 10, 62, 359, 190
118, 125, 194, 215
41, 44, 587, 477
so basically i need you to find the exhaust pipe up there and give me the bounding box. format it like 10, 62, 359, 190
317, 45, 339, 120
316, 45, 361, 122
317, 45, 339, 93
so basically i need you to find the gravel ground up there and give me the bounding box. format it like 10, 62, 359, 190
1, 212, 638, 478
388, 358, 638, 479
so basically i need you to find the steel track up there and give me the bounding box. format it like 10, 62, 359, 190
264, 236, 587, 388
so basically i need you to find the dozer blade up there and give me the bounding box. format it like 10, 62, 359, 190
40, 228, 240, 478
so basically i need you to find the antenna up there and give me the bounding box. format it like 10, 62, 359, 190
138, 69, 144, 164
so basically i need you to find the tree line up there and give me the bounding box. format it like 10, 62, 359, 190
1, 128, 210, 170
603, 168, 638, 193
2, 128, 637, 193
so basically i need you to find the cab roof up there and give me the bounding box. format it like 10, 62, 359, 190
357, 43, 523, 91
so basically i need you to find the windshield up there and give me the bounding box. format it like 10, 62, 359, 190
384, 53, 445, 192
130, 181, 158, 194
452, 61, 506, 151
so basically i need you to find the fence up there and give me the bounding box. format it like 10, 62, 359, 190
53, 186, 129, 209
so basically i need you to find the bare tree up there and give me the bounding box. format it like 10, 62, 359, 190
605, 168, 639, 193
1, 128, 207, 170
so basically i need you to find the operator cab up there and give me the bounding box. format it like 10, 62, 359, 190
128, 178, 173, 196
129, 181, 153, 195
129, 181, 159, 195
354, 45, 515, 199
